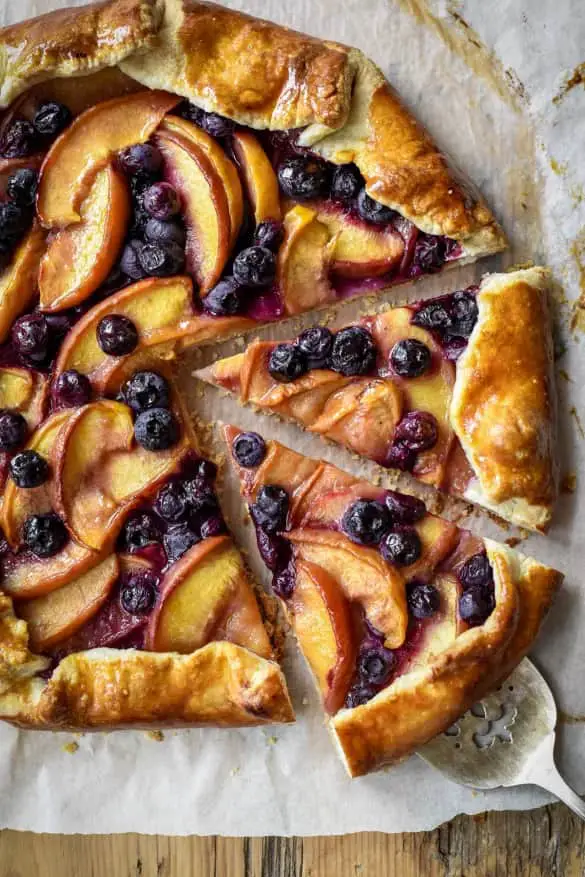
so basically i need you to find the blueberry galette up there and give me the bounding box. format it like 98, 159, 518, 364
203, 268, 558, 531
226, 427, 562, 776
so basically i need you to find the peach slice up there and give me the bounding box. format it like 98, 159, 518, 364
232, 130, 281, 225
160, 116, 243, 249
277, 206, 336, 315
406, 514, 459, 582
403, 573, 461, 674
213, 577, 273, 660
2, 540, 103, 601
37, 91, 179, 227
156, 130, 231, 293
39, 164, 130, 311
54, 275, 197, 391
0, 223, 47, 343
287, 528, 407, 649
299, 484, 386, 531
292, 558, 356, 714
53, 400, 188, 552
311, 203, 404, 279
0, 367, 46, 430
17, 554, 119, 651
146, 535, 242, 653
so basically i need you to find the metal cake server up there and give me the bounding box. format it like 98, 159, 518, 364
418, 658, 585, 820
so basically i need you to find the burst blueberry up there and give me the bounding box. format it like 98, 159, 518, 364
384, 490, 426, 524
0, 119, 37, 158
134, 408, 179, 451
390, 338, 432, 378
118, 143, 163, 176
233, 246, 276, 287
138, 241, 185, 277
6, 168, 38, 207
144, 218, 186, 247
394, 411, 438, 452
356, 189, 396, 224
331, 326, 377, 376
296, 326, 333, 369
120, 572, 158, 614
155, 481, 188, 523
358, 647, 395, 686
232, 432, 266, 468
412, 301, 452, 332
251, 485, 289, 534
448, 291, 478, 338
164, 523, 200, 562
342, 499, 391, 546
9, 450, 49, 488
458, 586, 495, 626
204, 277, 244, 316
331, 164, 363, 203
23, 513, 68, 558
458, 553, 493, 589
413, 234, 447, 272
32, 101, 71, 137
253, 220, 284, 251
123, 371, 170, 413
120, 240, 147, 281
0, 410, 27, 452
124, 512, 162, 550
268, 343, 308, 382
407, 582, 440, 619
381, 526, 421, 566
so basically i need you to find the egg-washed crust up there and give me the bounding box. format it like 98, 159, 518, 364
0, 0, 505, 255
451, 268, 558, 532
225, 428, 562, 777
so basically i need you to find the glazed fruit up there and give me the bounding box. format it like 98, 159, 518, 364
203, 277, 244, 316
143, 182, 181, 220
155, 481, 188, 523
331, 326, 376, 376
380, 527, 422, 567
358, 647, 395, 686
120, 571, 158, 614
232, 432, 266, 468
53, 370, 92, 408
134, 407, 179, 451
251, 485, 289, 534
386, 442, 416, 471
183, 106, 235, 138
331, 164, 363, 203
297, 326, 333, 369
253, 220, 284, 251
342, 499, 390, 546
384, 491, 426, 524
0, 119, 37, 159
9, 450, 49, 488
164, 522, 200, 562
412, 301, 452, 332
118, 143, 163, 176
233, 246, 276, 287
394, 411, 438, 452
459, 585, 495, 626
268, 343, 308, 382
32, 101, 71, 136
123, 512, 162, 550
137, 241, 185, 277
356, 189, 396, 224
407, 582, 440, 619
97, 314, 139, 356
144, 218, 186, 247
345, 683, 376, 709
449, 291, 478, 338
122, 371, 170, 413
0, 410, 27, 452
0, 204, 30, 242
12, 314, 49, 364
277, 156, 330, 200
459, 553, 493, 589
23, 512, 68, 557
413, 234, 447, 272
6, 168, 38, 207
119, 240, 147, 281
390, 338, 432, 378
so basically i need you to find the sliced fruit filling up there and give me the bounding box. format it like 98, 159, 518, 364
0, 91, 462, 345
205, 288, 479, 494
227, 427, 497, 714
0, 367, 275, 669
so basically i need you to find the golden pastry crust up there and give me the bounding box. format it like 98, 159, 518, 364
0, 0, 506, 251
451, 268, 558, 531
332, 542, 561, 777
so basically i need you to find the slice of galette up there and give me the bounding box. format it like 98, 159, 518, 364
0, 364, 293, 730
203, 268, 558, 532
0, 0, 505, 356
225, 426, 562, 777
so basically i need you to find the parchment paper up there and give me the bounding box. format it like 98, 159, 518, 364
1, 0, 584, 836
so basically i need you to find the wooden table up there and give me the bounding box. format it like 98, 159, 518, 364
1, 803, 584, 876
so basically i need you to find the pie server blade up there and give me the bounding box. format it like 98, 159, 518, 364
417, 658, 585, 820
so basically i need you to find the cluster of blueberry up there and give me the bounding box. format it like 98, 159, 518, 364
120, 455, 224, 570
267, 324, 378, 382
412, 289, 479, 358
0, 100, 71, 159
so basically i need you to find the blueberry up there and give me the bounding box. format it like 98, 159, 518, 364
251, 485, 289, 534
345, 683, 376, 709
134, 408, 179, 451
253, 220, 284, 251
6, 168, 38, 207
384, 490, 426, 524
184, 482, 219, 523
233, 246, 276, 287
413, 234, 447, 273
44, 313, 72, 341
120, 240, 147, 281
356, 189, 396, 224
331, 163, 363, 203
138, 241, 185, 277
9, 450, 49, 488
273, 562, 296, 599
53, 369, 91, 408
0, 120, 37, 159
458, 585, 495, 626
342, 499, 391, 546
386, 442, 417, 472
123, 512, 162, 550
120, 571, 158, 614
192, 109, 235, 138
381, 526, 421, 566
155, 481, 188, 523
331, 326, 377, 376
144, 218, 186, 248
0, 202, 30, 241
358, 647, 395, 686
122, 370, 170, 413
277, 156, 330, 200
23, 513, 68, 557
458, 553, 493, 590
118, 143, 162, 176
394, 411, 438, 452
97, 315, 139, 356
232, 431, 266, 468
255, 529, 290, 571
143, 182, 181, 220
268, 343, 308, 382
0, 410, 27, 452
199, 515, 226, 540
448, 291, 478, 338
164, 523, 200, 563
203, 277, 244, 316
296, 326, 333, 369
407, 581, 440, 619
412, 301, 452, 332
32, 101, 71, 137
12, 313, 49, 364
390, 338, 432, 378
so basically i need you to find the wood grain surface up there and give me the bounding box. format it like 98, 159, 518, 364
1, 804, 585, 876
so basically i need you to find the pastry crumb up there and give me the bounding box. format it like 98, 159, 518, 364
63, 741, 79, 754
504, 536, 522, 548
230, 766, 241, 776
558, 368, 572, 382
562, 472, 577, 493
266, 734, 279, 745
146, 730, 165, 742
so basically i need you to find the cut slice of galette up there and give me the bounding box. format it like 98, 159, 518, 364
202, 268, 558, 532
225, 426, 562, 777
0, 362, 293, 730
0, 0, 505, 361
